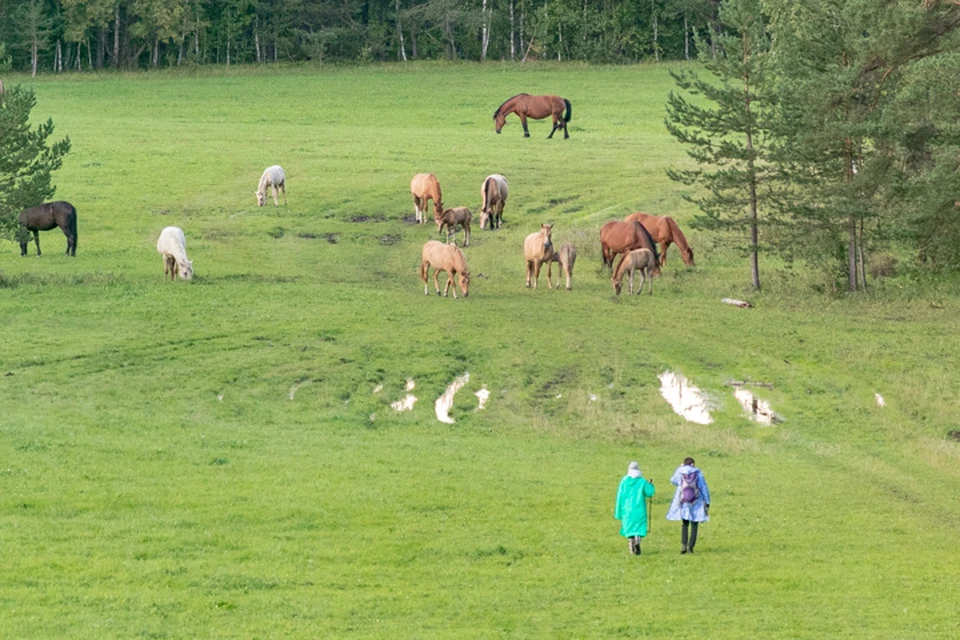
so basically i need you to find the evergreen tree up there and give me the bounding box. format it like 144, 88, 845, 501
766, 0, 960, 291
664, 0, 774, 289
0, 84, 71, 241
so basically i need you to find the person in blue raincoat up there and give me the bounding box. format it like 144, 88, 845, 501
666, 457, 710, 554
615, 461, 655, 555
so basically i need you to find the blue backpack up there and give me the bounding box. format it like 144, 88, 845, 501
680, 471, 700, 504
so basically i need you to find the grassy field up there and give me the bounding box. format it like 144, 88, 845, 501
1, 62, 959, 638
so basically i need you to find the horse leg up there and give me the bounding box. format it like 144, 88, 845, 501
448, 272, 457, 299
463, 220, 470, 247
548, 115, 558, 139
520, 114, 530, 138
434, 268, 443, 296
33, 230, 41, 257
525, 260, 533, 288
565, 265, 572, 290
660, 241, 669, 266
413, 196, 422, 224
628, 268, 635, 295
533, 260, 542, 289
647, 267, 654, 295
281, 181, 287, 206
638, 270, 647, 296
546, 259, 554, 289
563, 119, 569, 139
272, 185, 280, 206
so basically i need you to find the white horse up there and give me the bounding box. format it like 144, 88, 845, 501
156, 226, 194, 281
256, 165, 287, 206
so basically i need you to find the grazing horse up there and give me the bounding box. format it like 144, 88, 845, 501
624, 212, 695, 267
493, 94, 572, 139
549, 243, 577, 291
437, 206, 472, 246
421, 240, 470, 298
480, 174, 509, 230
599, 220, 661, 276
411, 173, 443, 224
612, 248, 656, 296
256, 165, 287, 207
156, 226, 194, 281
19, 201, 77, 257
523, 223, 555, 289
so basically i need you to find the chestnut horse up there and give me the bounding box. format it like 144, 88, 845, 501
523, 223, 555, 288
421, 240, 470, 298
411, 173, 443, 224
436, 206, 472, 246
480, 174, 508, 230
493, 94, 572, 139
599, 220, 661, 276
624, 212, 695, 267
612, 248, 656, 296
19, 201, 78, 256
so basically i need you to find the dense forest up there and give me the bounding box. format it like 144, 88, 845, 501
0, 0, 721, 71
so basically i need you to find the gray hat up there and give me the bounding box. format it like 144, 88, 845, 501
627, 461, 641, 477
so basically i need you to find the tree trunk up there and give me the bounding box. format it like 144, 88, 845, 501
481, 0, 490, 62
255, 29, 261, 63
395, 0, 407, 61
32, 36, 39, 77
97, 25, 106, 68
651, 0, 659, 61
684, 14, 689, 60
510, 0, 516, 61
857, 217, 868, 292
114, 4, 121, 67
153, 36, 160, 67
411, 22, 418, 59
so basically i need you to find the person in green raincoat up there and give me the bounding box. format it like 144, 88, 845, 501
615, 461, 655, 555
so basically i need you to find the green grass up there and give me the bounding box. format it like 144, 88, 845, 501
1, 62, 958, 638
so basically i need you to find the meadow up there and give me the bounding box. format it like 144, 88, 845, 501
1, 62, 958, 639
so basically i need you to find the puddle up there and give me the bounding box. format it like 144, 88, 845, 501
391, 394, 417, 411
659, 371, 713, 425
875, 393, 885, 407
406, 379, 416, 391
734, 387, 780, 425
436, 373, 470, 424
475, 385, 490, 410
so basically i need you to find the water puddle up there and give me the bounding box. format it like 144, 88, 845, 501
436, 373, 470, 424
658, 371, 713, 425
475, 385, 490, 410
733, 387, 780, 425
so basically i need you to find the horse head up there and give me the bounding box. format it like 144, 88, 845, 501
181, 259, 194, 280
255, 191, 266, 206
493, 110, 506, 134
540, 223, 553, 249
479, 209, 490, 230
459, 271, 470, 297
683, 246, 696, 266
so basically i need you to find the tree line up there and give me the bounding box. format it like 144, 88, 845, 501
0, 0, 726, 72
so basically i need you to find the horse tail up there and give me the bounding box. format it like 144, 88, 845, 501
563, 99, 572, 123
69, 207, 78, 251
482, 177, 491, 212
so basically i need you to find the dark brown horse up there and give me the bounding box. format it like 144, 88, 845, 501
19, 201, 77, 256
599, 220, 661, 277
493, 94, 572, 139
624, 212, 695, 267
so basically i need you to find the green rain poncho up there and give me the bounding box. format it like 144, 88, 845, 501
615, 470, 656, 538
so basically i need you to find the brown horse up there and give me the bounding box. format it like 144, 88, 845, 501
599, 220, 661, 276
19, 201, 78, 256
479, 174, 508, 230
411, 173, 443, 224
549, 243, 577, 291
437, 206, 472, 246
421, 240, 470, 298
624, 212, 695, 267
523, 223, 555, 288
612, 248, 656, 296
493, 94, 572, 139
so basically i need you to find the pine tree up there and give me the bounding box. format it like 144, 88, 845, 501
664, 0, 773, 290
0, 84, 71, 241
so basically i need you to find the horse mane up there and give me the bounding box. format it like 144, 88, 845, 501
666, 217, 690, 252
257, 172, 269, 195
493, 93, 530, 118
635, 222, 660, 264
